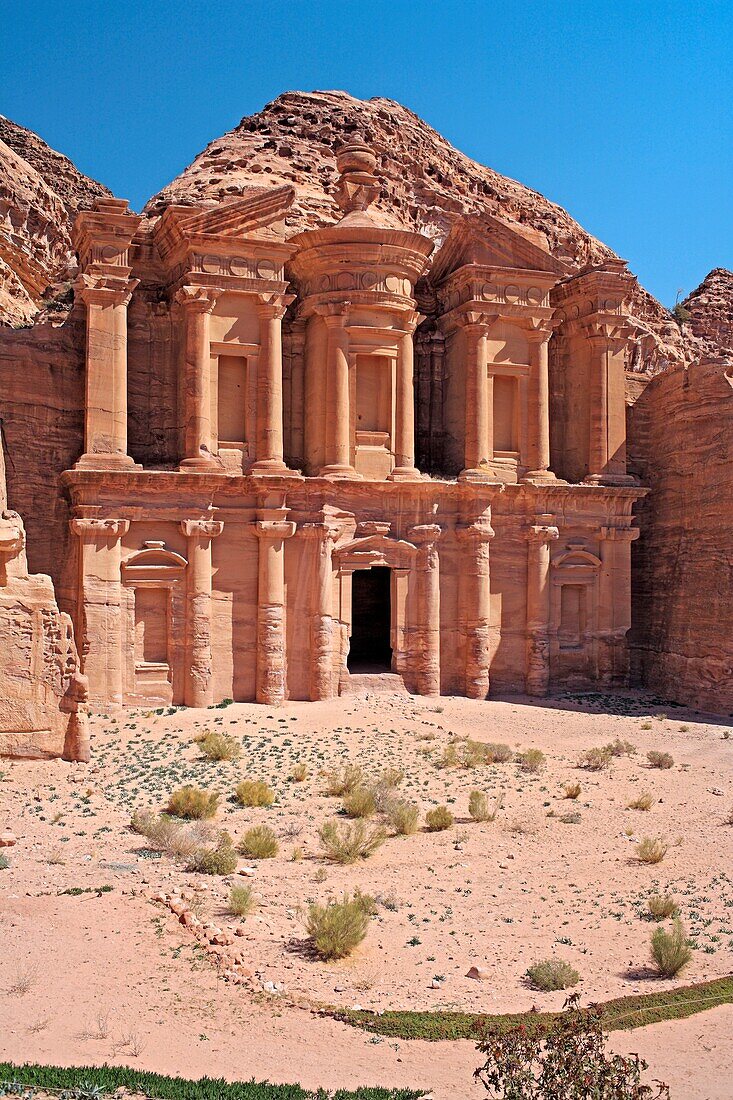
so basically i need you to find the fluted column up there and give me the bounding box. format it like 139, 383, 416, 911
321, 307, 359, 478
75, 277, 138, 468
70, 518, 130, 704
180, 518, 223, 706
301, 522, 337, 699
176, 286, 218, 469
456, 518, 495, 699
525, 518, 559, 696
523, 325, 555, 481
255, 510, 296, 704
598, 524, 639, 684
389, 318, 420, 481
460, 320, 491, 481
252, 295, 292, 473
410, 524, 442, 696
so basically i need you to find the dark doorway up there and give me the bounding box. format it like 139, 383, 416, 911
348, 567, 392, 672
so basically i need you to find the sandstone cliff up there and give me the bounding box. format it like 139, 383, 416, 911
681, 267, 733, 359
0, 116, 110, 326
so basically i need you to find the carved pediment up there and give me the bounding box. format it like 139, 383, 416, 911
430, 214, 566, 284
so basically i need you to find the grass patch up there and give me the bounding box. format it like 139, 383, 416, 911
319, 820, 387, 863
166, 786, 219, 820
304, 890, 375, 959
386, 800, 419, 836
425, 805, 453, 832
526, 959, 580, 992
235, 780, 276, 808
237, 825, 278, 860
196, 731, 241, 762
651, 918, 692, 977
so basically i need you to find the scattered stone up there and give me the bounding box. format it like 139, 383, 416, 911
466, 965, 490, 981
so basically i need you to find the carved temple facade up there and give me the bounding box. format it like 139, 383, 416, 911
61, 138, 645, 708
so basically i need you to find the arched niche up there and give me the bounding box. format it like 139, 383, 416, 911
550, 548, 601, 659
121, 541, 187, 705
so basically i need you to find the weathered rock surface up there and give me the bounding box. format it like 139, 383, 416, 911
0, 115, 110, 326
681, 268, 733, 359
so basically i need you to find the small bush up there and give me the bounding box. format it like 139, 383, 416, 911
379, 767, 404, 789
563, 781, 582, 800
198, 731, 241, 762
228, 884, 256, 918
290, 763, 309, 782
387, 800, 419, 836
342, 785, 377, 819
425, 805, 453, 832
235, 779, 275, 807
627, 790, 654, 811
304, 890, 374, 959
647, 750, 674, 770
577, 747, 612, 771
651, 918, 692, 977
526, 958, 580, 991
325, 763, 365, 796
319, 820, 387, 863
237, 824, 279, 859
517, 749, 545, 774
436, 744, 460, 769
482, 742, 514, 764
188, 840, 237, 876
559, 811, 581, 825
636, 836, 669, 864
724, 805, 733, 826
468, 790, 500, 822
165, 786, 219, 820
647, 893, 679, 921
0, 854, 9, 870
605, 738, 637, 757
130, 808, 217, 861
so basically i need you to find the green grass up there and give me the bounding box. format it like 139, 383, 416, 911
0, 1063, 425, 1100
330, 974, 733, 1041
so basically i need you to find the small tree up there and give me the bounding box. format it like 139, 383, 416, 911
475, 995, 670, 1099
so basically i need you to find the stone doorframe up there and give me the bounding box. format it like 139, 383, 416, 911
332, 521, 442, 696
549, 544, 602, 680
120, 541, 187, 705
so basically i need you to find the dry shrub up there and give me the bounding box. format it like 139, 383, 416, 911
387, 799, 419, 836
198, 731, 241, 761
636, 836, 669, 864
559, 811, 582, 824
651, 918, 692, 977
563, 781, 582, 800
577, 747, 612, 771
235, 779, 275, 807
604, 738, 637, 757
647, 750, 674, 770
131, 808, 218, 861
238, 824, 279, 859
166, 785, 219, 820
319, 820, 387, 863
526, 958, 580, 991
468, 790, 501, 822
325, 763, 365, 796
290, 763, 309, 782
425, 805, 453, 832
342, 785, 377, 819
188, 839, 237, 875
228, 884, 256, 918
436, 744, 460, 769
517, 748, 546, 773
627, 790, 654, 811
647, 893, 679, 921
379, 767, 404, 788
304, 890, 374, 959
724, 805, 733, 826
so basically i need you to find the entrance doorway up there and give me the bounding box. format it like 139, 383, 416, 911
348, 567, 392, 672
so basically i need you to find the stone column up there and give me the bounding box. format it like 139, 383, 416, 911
525, 518, 559, 696
429, 331, 445, 471
410, 524, 442, 696
176, 286, 218, 469
598, 524, 638, 684
75, 277, 138, 468
288, 319, 307, 465
255, 510, 296, 704
180, 518, 223, 707
70, 518, 130, 704
587, 332, 610, 480
460, 321, 491, 481
389, 319, 420, 481
253, 295, 292, 473
321, 307, 358, 478
301, 522, 337, 700
523, 325, 555, 481
456, 518, 495, 699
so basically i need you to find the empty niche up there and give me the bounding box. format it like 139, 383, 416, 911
218, 355, 247, 444
493, 374, 518, 452
356, 354, 391, 436
559, 584, 586, 648
134, 587, 169, 664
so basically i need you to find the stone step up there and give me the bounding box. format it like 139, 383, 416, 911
340, 672, 408, 696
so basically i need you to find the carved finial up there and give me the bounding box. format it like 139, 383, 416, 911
334, 134, 380, 216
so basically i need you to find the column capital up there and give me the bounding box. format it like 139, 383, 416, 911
525, 320, 555, 344
456, 519, 495, 543
600, 525, 639, 542
526, 520, 559, 544
75, 274, 139, 308
174, 285, 220, 313
318, 303, 351, 328
70, 517, 130, 539
256, 519, 296, 541
257, 292, 295, 321
299, 521, 341, 543
180, 518, 223, 540
409, 523, 443, 546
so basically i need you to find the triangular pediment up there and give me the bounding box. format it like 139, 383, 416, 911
154, 185, 295, 261
430, 213, 566, 284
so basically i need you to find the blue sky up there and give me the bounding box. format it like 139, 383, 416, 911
2, 0, 731, 307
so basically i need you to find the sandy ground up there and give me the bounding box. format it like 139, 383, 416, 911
1, 689, 732, 1098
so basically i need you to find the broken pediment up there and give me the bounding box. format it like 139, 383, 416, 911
429, 213, 567, 285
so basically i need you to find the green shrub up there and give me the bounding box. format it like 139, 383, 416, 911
517, 749, 545, 773
304, 890, 374, 959
647, 894, 679, 921
166, 785, 219, 820
342, 785, 377, 818
228, 884, 256, 918
197, 731, 241, 761
235, 780, 275, 807
386, 799, 419, 836
526, 958, 580, 992
468, 790, 500, 822
425, 805, 453, 832
238, 824, 279, 859
636, 836, 668, 864
647, 751, 674, 770
325, 763, 365, 796
319, 820, 387, 863
188, 839, 237, 876
651, 918, 692, 977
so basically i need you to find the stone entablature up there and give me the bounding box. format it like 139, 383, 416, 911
56, 134, 645, 710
